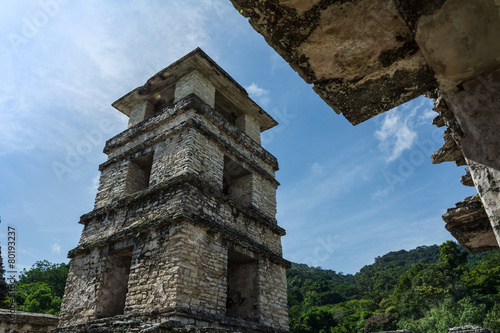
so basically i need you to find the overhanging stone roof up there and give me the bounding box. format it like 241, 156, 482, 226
231, 0, 438, 125
113, 48, 278, 131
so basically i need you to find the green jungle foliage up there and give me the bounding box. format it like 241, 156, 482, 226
1, 242, 498, 333
2, 260, 69, 315
288, 241, 500, 333
0, 250, 8, 307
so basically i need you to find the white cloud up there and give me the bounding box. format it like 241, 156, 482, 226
246, 83, 268, 96
89, 174, 100, 194
371, 186, 392, 200
374, 97, 436, 163
0, 0, 221, 157
51, 239, 61, 255
371, 97, 437, 198
310, 162, 325, 176
375, 108, 418, 162
246, 83, 270, 107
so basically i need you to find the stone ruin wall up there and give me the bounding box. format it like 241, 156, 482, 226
447, 326, 494, 333
0, 309, 58, 333
373, 326, 494, 333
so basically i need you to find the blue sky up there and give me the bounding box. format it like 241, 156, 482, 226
0, 0, 476, 275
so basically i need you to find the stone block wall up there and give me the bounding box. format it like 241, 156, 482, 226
165, 221, 227, 314
236, 114, 261, 144
252, 173, 277, 218
94, 160, 129, 208
59, 247, 102, 324
189, 130, 224, 186
128, 102, 155, 128
175, 70, 216, 108
125, 225, 175, 315
257, 259, 289, 328
61, 208, 287, 329
94, 108, 197, 209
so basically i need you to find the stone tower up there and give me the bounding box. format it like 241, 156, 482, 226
56, 48, 289, 333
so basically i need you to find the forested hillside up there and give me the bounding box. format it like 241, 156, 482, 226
2, 242, 499, 333
288, 242, 500, 333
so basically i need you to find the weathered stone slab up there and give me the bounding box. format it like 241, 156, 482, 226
447, 326, 494, 333
415, 0, 500, 91
231, 0, 437, 124
442, 196, 498, 253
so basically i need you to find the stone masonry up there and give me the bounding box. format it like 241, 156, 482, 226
55, 48, 289, 333
0, 309, 59, 333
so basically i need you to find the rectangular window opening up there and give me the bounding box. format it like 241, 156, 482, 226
96, 248, 133, 318
126, 152, 154, 194
148, 85, 175, 115
223, 156, 252, 206
214, 90, 239, 126
226, 249, 258, 320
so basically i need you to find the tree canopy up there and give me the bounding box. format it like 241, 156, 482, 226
288, 242, 500, 333
2, 260, 69, 315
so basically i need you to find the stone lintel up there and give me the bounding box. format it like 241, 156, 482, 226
112, 48, 277, 132
231, 0, 500, 252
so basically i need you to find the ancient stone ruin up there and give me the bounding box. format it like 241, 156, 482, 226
373, 328, 494, 333
231, 0, 500, 254
0, 309, 58, 332
55, 48, 289, 333
447, 326, 494, 333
